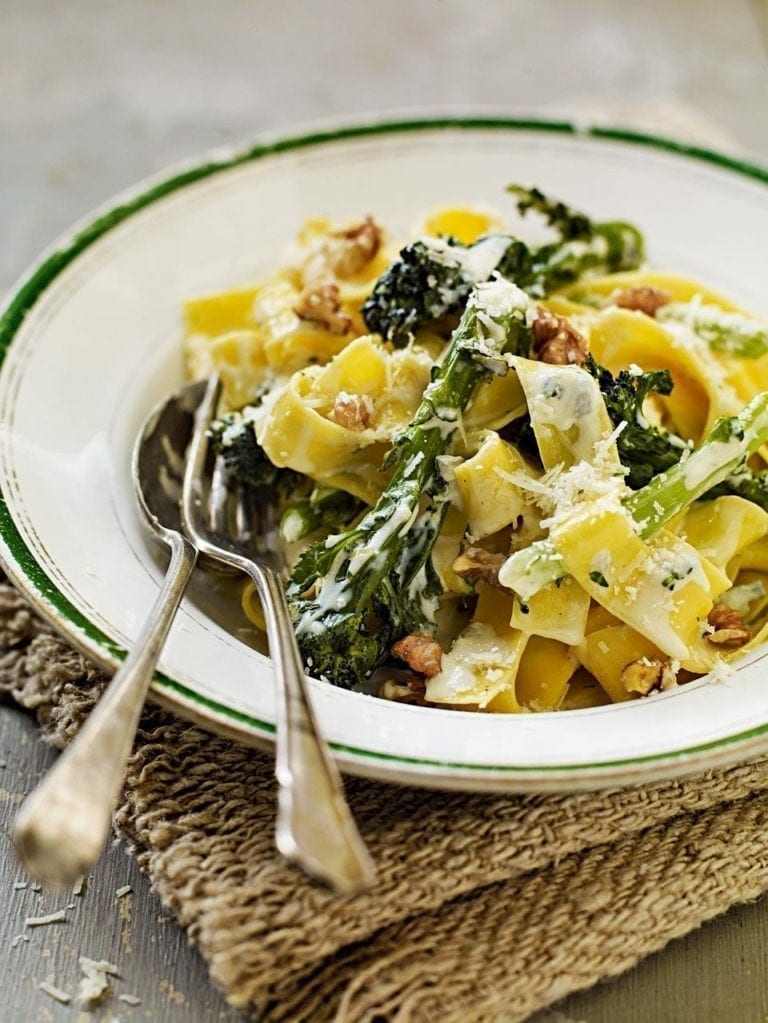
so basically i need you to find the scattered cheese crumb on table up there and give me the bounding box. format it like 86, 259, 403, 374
39, 980, 71, 1004
77, 956, 120, 1006
25, 909, 67, 927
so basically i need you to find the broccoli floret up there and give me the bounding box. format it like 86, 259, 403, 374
361, 237, 480, 346
584, 356, 768, 507
584, 357, 685, 488
208, 412, 304, 497
507, 184, 592, 240
361, 185, 644, 345
709, 467, 768, 512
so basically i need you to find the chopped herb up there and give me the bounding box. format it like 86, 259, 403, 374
661, 565, 693, 591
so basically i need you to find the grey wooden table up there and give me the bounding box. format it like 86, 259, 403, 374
3, 2, 768, 1020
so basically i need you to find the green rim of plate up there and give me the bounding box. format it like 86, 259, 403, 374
3, 114, 768, 778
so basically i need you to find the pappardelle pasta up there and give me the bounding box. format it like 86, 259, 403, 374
183, 185, 768, 713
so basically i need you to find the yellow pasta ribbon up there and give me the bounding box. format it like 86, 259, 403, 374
511, 357, 621, 471
512, 636, 579, 711
576, 624, 667, 703
550, 504, 729, 665
257, 335, 432, 502
587, 307, 740, 440
428, 586, 527, 710
453, 432, 535, 540
680, 496, 768, 580
510, 577, 591, 647
419, 206, 504, 245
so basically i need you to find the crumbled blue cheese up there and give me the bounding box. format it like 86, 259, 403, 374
719, 580, 766, 613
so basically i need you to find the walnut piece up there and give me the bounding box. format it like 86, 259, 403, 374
327, 392, 372, 431
294, 283, 351, 334
325, 216, 382, 278
453, 546, 507, 588
378, 676, 428, 705
706, 604, 751, 646
610, 286, 670, 317
620, 657, 677, 696
391, 634, 443, 678
532, 307, 588, 365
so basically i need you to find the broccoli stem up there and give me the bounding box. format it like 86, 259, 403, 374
279, 485, 365, 543
499, 393, 768, 600
658, 303, 768, 359
287, 280, 534, 688
514, 221, 644, 299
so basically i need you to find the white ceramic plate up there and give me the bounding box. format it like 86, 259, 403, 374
3, 117, 768, 792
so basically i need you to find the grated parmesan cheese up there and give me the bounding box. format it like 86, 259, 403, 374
707, 658, 735, 684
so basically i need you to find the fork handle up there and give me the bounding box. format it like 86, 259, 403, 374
14, 532, 197, 885
249, 565, 376, 894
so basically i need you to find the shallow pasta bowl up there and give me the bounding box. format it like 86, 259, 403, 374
3, 116, 768, 792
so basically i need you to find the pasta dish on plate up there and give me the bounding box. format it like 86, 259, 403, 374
182, 186, 768, 713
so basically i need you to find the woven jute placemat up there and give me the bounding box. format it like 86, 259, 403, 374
3, 577, 768, 1021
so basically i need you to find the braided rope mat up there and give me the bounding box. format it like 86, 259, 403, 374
3, 577, 768, 1022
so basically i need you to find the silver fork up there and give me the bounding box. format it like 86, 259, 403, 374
182, 375, 375, 894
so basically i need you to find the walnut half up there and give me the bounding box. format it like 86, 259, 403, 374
391, 634, 443, 678
453, 546, 507, 589
532, 307, 588, 365
610, 286, 670, 317
378, 676, 428, 705
294, 283, 351, 334
326, 216, 382, 278
621, 657, 677, 696
327, 392, 372, 431
706, 604, 751, 646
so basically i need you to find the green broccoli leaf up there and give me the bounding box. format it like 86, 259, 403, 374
584, 356, 685, 489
